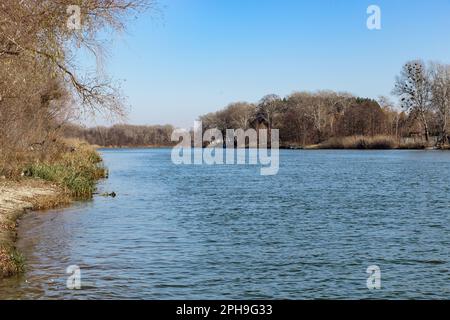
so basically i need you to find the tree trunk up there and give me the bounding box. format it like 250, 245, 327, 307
424, 125, 430, 142
420, 111, 430, 142
438, 117, 448, 146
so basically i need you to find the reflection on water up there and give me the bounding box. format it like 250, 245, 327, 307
0, 149, 449, 299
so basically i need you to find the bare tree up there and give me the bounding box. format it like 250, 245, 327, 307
430, 62, 450, 146
256, 94, 283, 130
225, 102, 256, 130
0, 1, 154, 175
378, 96, 401, 138
393, 60, 432, 142
1, 0, 154, 118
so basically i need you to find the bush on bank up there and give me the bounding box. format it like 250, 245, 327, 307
318, 135, 430, 150
25, 140, 106, 199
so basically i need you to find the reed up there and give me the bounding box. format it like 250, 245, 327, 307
25, 140, 106, 198
318, 135, 398, 149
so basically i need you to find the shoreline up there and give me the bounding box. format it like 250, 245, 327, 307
93, 136, 444, 151
1, 142, 445, 278
0, 180, 71, 278
96, 145, 440, 150
0, 140, 106, 279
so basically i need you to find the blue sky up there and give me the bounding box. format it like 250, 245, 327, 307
93, 0, 450, 127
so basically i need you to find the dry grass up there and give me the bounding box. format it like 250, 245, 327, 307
0, 179, 68, 278
318, 135, 433, 149
0, 247, 24, 276
396, 141, 428, 149
319, 135, 397, 149
0, 139, 105, 278
24, 139, 106, 199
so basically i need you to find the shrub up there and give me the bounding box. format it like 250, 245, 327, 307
25, 140, 106, 198
397, 142, 428, 149
319, 135, 397, 149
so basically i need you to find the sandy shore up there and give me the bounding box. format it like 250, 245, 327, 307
0, 179, 69, 278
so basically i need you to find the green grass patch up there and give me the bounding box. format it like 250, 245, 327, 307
25, 142, 106, 199
9, 248, 25, 274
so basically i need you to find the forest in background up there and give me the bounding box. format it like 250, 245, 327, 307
64, 60, 450, 150
2, 2, 450, 181
62, 123, 175, 147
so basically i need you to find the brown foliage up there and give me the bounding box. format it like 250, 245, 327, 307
62, 123, 175, 147
198, 92, 416, 147
0, 1, 153, 176
336, 99, 387, 137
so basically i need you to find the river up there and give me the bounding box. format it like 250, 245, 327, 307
0, 149, 448, 299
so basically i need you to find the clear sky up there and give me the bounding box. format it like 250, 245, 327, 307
95, 0, 450, 127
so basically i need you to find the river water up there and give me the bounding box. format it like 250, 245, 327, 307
0, 149, 449, 299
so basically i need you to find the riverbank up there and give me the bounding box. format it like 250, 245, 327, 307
282, 135, 445, 150
0, 179, 70, 278
0, 140, 106, 278
4, 148, 448, 299
91, 135, 443, 150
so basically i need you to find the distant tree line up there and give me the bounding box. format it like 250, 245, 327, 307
198, 60, 450, 148
199, 92, 404, 147
62, 124, 175, 147
63, 60, 450, 149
